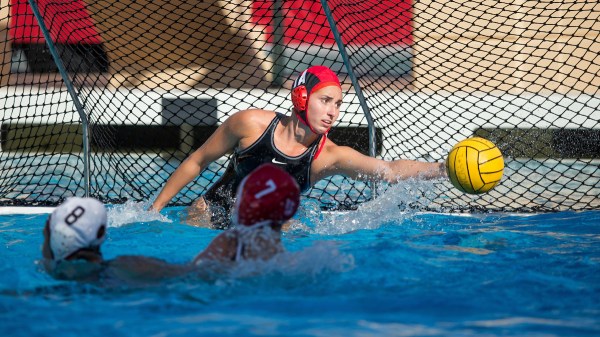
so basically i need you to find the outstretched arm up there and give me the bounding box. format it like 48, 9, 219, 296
151, 114, 245, 212
380, 157, 446, 182
313, 143, 446, 183
107, 256, 195, 282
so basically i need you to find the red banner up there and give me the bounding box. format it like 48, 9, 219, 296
252, 0, 412, 46
10, 0, 102, 44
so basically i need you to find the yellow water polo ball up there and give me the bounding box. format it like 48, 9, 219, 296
446, 137, 504, 194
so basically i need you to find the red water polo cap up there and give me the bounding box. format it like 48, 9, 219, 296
233, 163, 301, 227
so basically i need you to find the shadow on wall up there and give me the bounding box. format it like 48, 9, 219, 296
85, 0, 273, 90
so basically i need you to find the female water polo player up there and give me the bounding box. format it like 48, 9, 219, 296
151, 65, 446, 228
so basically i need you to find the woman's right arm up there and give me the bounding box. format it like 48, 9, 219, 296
150, 113, 245, 212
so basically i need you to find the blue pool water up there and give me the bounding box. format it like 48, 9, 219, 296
1, 184, 599, 337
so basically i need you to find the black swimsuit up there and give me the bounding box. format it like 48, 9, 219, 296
202, 113, 322, 228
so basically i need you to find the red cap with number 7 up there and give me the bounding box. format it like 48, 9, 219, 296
233, 163, 301, 227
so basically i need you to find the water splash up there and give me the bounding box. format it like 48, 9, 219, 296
107, 199, 172, 227
206, 241, 355, 287
308, 179, 442, 235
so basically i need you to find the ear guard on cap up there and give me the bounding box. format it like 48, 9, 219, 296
291, 85, 308, 112
291, 84, 312, 131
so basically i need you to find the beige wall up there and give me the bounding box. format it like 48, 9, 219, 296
412, 0, 600, 94
84, 0, 273, 90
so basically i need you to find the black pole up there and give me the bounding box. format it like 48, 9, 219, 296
27, 0, 91, 197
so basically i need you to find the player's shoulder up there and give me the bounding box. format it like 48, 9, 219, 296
231, 109, 277, 122
229, 109, 276, 132
227, 109, 277, 130
320, 137, 344, 154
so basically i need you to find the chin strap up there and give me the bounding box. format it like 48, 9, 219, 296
294, 108, 329, 160
314, 133, 328, 160
295, 109, 332, 136
295, 109, 316, 134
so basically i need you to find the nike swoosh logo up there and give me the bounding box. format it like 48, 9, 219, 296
272, 158, 287, 165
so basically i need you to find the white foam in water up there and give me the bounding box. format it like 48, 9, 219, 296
225, 240, 355, 280
107, 199, 172, 227
311, 179, 442, 235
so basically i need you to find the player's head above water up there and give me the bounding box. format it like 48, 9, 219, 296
232, 163, 301, 228
291, 65, 342, 133
43, 197, 107, 262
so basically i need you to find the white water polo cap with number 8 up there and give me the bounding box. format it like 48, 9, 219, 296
48, 197, 107, 261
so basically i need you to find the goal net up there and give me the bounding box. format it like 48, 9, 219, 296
0, 0, 598, 211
